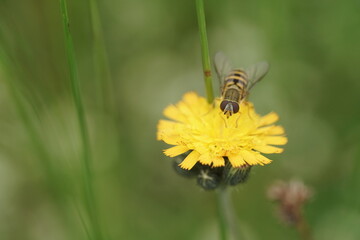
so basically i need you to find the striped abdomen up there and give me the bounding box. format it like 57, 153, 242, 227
222, 69, 248, 97
220, 70, 248, 116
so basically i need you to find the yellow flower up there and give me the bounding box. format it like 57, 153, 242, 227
157, 92, 287, 170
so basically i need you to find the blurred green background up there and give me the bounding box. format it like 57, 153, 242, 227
0, 0, 359, 239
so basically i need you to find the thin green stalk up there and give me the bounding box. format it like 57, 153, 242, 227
196, 0, 214, 103
216, 187, 228, 240
216, 187, 242, 240
0, 48, 58, 193
89, 0, 114, 112
59, 1, 103, 240
0, 45, 80, 240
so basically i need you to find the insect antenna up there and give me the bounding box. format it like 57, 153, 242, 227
218, 112, 228, 128
235, 113, 242, 128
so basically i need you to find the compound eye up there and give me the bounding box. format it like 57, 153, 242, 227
220, 100, 229, 111
232, 102, 240, 113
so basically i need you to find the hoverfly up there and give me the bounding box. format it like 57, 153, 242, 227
214, 52, 269, 117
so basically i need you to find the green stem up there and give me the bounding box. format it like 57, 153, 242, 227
59, 1, 103, 239
0, 41, 79, 240
0, 50, 55, 185
216, 187, 242, 240
89, 0, 114, 112
216, 187, 228, 240
0, 47, 67, 200
196, 0, 214, 103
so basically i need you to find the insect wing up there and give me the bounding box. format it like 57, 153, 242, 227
214, 51, 233, 92
245, 61, 269, 92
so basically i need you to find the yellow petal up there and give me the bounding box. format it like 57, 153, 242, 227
164, 145, 189, 157
241, 150, 261, 165
177, 101, 192, 115
198, 153, 212, 165
253, 125, 285, 135
253, 145, 284, 154
161, 135, 181, 145
267, 126, 285, 135
238, 102, 259, 121
183, 92, 200, 105
255, 154, 272, 165
263, 136, 288, 145
157, 120, 173, 140
183, 92, 212, 116
212, 156, 225, 167
179, 150, 200, 170
163, 105, 186, 122
157, 119, 175, 129
259, 112, 279, 126
228, 154, 246, 167
157, 120, 180, 132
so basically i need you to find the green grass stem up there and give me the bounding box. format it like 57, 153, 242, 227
59, 1, 104, 239
196, 0, 214, 103
0, 48, 59, 193
89, 0, 114, 112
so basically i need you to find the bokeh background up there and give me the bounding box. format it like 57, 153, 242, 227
0, 0, 359, 239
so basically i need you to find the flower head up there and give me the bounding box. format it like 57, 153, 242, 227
267, 179, 313, 225
157, 92, 287, 170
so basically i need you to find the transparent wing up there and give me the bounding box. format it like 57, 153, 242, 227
245, 61, 269, 92
214, 51, 233, 92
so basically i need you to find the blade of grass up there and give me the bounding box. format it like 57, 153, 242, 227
59, 1, 104, 239
0, 27, 83, 240
89, 0, 114, 112
0, 47, 59, 193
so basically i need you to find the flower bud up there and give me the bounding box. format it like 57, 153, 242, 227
223, 161, 252, 186
196, 167, 222, 190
